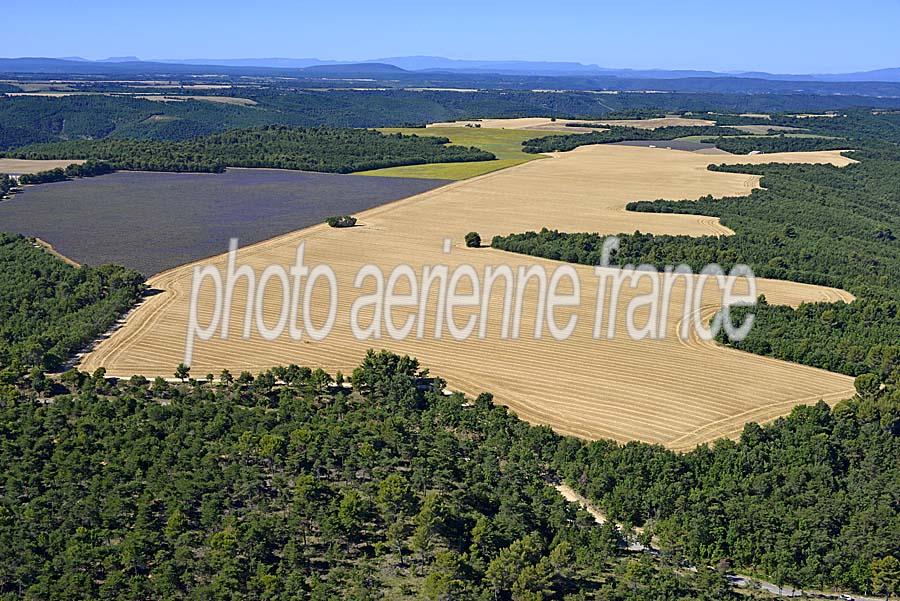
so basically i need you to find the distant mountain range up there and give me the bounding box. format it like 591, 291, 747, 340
1, 56, 899, 89
175, 55, 900, 83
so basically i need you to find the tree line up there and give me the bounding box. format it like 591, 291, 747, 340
704, 134, 850, 154
15, 160, 114, 185
4, 126, 496, 174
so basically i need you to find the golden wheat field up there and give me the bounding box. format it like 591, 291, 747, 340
80, 143, 858, 450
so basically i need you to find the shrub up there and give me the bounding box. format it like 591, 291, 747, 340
465, 232, 482, 248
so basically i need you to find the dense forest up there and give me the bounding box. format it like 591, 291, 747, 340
554, 393, 899, 595
568, 109, 667, 120
0, 224, 895, 599
520, 126, 744, 153
4, 127, 495, 173
0, 234, 144, 378
16, 168, 68, 185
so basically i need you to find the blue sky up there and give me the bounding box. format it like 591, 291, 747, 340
2, 0, 897, 73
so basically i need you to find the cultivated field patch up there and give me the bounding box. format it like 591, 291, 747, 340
81, 145, 857, 449
593, 117, 717, 129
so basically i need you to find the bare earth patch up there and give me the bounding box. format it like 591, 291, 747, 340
80, 146, 857, 450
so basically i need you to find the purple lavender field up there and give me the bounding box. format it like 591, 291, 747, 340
0, 168, 449, 275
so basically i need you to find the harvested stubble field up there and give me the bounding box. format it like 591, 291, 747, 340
81, 145, 857, 450
0, 168, 449, 275
0, 158, 84, 175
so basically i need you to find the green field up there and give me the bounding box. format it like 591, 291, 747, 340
358, 127, 561, 179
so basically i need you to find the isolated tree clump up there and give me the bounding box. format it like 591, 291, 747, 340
465, 231, 481, 248
326, 215, 357, 228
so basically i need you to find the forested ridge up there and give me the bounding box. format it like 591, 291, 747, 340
3, 126, 495, 174
4, 90, 900, 151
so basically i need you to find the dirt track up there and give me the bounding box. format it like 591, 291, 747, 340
80, 144, 857, 450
